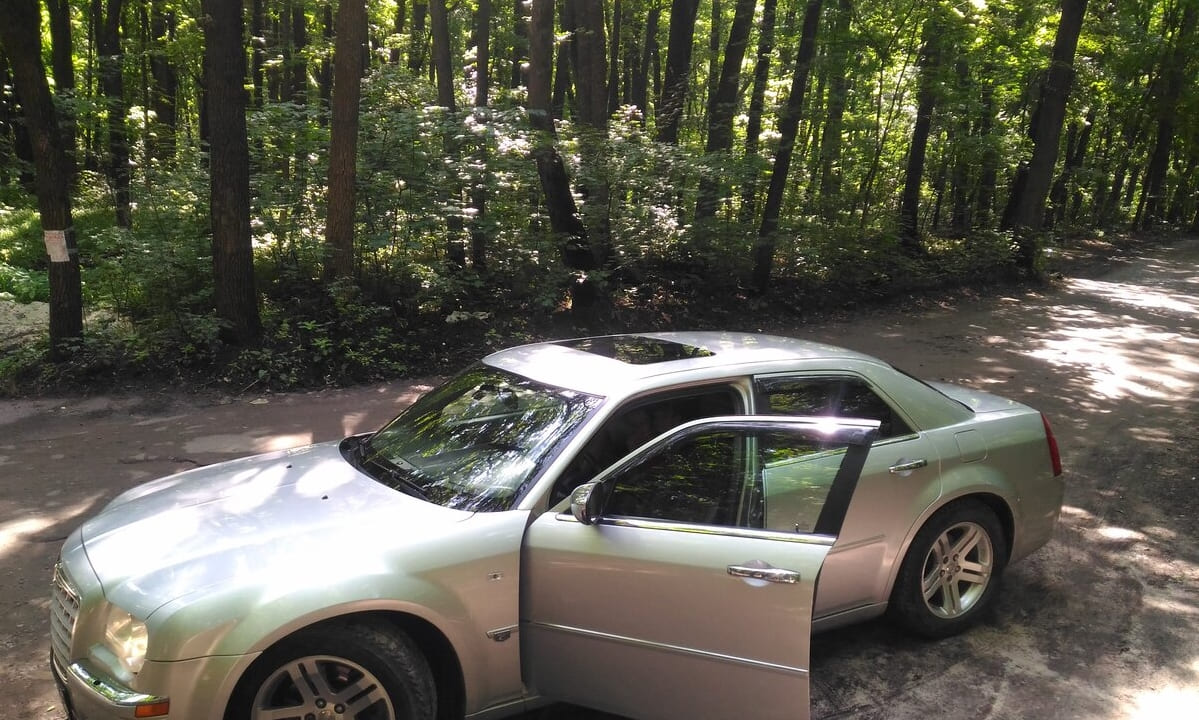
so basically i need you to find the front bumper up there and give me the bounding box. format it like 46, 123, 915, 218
51, 651, 251, 720
51, 653, 163, 720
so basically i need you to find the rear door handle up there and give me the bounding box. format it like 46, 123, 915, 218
889, 458, 928, 474
727, 565, 801, 584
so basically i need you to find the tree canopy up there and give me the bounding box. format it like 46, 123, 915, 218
1, 0, 1196, 391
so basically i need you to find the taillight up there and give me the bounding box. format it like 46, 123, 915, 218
1041, 413, 1062, 477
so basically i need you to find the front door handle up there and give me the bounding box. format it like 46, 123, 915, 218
889, 458, 928, 474
727, 565, 801, 584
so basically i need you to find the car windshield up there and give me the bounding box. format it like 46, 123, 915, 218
358, 365, 601, 512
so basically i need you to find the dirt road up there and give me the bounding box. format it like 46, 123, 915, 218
3, 238, 1197, 719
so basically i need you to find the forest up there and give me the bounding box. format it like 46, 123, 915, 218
0, 0, 1196, 392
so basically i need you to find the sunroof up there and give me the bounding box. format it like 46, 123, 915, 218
556, 336, 715, 365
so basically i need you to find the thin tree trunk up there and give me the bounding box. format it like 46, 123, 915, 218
739, 0, 777, 224
99, 0, 131, 227
752, 0, 823, 293
695, 0, 756, 221
149, 3, 177, 163
633, 5, 659, 122
429, 0, 455, 109
974, 72, 998, 227
1010, 0, 1089, 270
510, 0, 527, 88
46, 0, 77, 178
656, 0, 700, 144
528, 0, 591, 269
1140, 1, 1196, 228
0, 0, 83, 354
203, 0, 261, 343
816, 0, 852, 222
607, 0, 622, 115
408, 3, 428, 72
391, 0, 407, 64
898, 14, 943, 253
469, 0, 491, 269
290, 2, 308, 105
251, 0, 266, 107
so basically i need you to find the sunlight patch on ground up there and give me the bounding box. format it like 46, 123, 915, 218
1123, 680, 1199, 720
0, 494, 106, 561
1069, 278, 1198, 316
1020, 276, 1199, 403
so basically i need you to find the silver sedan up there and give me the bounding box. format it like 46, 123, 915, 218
49, 332, 1063, 720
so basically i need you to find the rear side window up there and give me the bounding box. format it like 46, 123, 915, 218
757, 376, 912, 439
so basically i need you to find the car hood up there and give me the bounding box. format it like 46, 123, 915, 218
81, 441, 471, 619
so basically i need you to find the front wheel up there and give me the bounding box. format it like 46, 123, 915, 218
890, 500, 1008, 638
226, 621, 436, 720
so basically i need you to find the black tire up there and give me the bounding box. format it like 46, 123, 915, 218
889, 500, 1009, 638
225, 621, 436, 720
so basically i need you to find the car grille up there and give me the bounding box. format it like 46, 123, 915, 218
50, 562, 80, 662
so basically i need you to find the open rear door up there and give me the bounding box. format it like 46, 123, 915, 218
521, 417, 877, 720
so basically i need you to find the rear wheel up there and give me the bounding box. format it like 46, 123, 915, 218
226, 622, 436, 720
890, 500, 1008, 638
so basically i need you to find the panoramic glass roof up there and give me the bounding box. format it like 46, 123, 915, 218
555, 335, 715, 365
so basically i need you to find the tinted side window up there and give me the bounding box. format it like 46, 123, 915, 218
758, 377, 912, 439
606, 431, 748, 526
550, 388, 740, 505
604, 427, 863, 532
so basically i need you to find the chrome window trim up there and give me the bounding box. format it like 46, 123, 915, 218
527, 621, 809, 676
555, 511, 836, 546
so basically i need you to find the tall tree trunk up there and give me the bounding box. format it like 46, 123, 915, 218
1010, 0, 1089, 270
251, 0, 266, 107
149, 3, 177, 163
325, 0, 368, 280
704, 0, 721, 137
429, 0, 464, 266
289, 1, 308, 105
469, 0, 491, 269
571, 0, 612, 273
528, 0, 590, 270
510, 0, 527, 87
607, 0, 622, 115
99, 0, 131, 227
1140, 1, 1196, 228
739, 0, 777, 224
429, 0, 455, 110
318, 4, 333, 121
46, 0, 77, 178
974, 71, 998, 227
656, 0, 700, 144
408, 2, 428, 72
1048, 107, 1094, 227
203, 0, 261, 343
898, 14, 944, 253
0, 0, 83, 354
695, 0, 756, 221
752, 0, 823, 293
391, 0, 408, 64
816, 0, 852, 221
632, 5, 659, 122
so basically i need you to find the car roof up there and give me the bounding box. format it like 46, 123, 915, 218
482, 331, 885, 397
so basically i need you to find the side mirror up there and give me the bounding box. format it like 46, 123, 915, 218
570, 481, 610, 525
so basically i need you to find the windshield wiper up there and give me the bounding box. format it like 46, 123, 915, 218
357, 439, 430, 501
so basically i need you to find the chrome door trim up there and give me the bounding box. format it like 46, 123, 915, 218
526, 621, 809, 676
554, 512, 837, 546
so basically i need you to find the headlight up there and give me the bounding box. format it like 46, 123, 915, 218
102, 606, 148, 675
